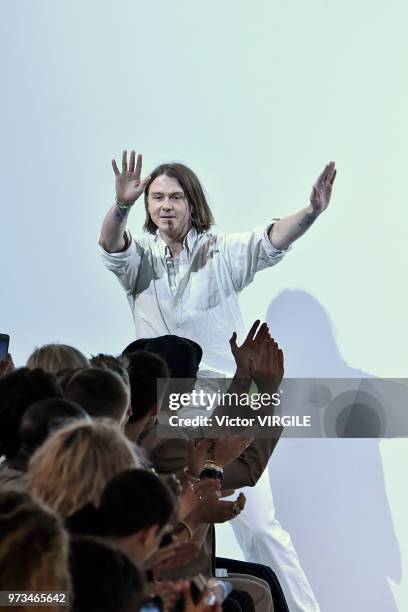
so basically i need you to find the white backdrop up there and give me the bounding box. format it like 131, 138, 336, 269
1, 2, 407, 610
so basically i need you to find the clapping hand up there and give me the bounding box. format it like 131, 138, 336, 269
112, 149, 151, 205
229, 320, 270, 375
248, 336, 284, 392
178, 478, 220, 520
230, 320, 284, 392
191, 490, 246, 524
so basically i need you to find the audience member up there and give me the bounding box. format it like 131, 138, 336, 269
125, 349, 170, 442
0, 329, 283, 611
69, 536, 145, 612
27, 343, 88, 374
123, 325, 282, 611
11, 398, 89, 472
56, 368, 82, 392
67, 470, 241, 611
89, 353, 130, 387
123, 335, 202, 379
0, 489, 71, 611
66, 468, 175, 564
28, 419, 143, 517
0, 368, 62, 463
64, 367, 130, 426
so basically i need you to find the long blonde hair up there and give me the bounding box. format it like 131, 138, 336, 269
27, 344, 89, 374
28, 420, 143, 517
0, 489, 71, 611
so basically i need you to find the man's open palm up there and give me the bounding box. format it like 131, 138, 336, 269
310, 161, 337, 214
112, 149, 151, 205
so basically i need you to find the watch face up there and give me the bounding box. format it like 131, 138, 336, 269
200, 466, 224, 484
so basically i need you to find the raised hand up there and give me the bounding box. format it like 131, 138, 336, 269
248, 337, 284, 392
178, 478, 220, 520
310, 161, 337, 214
112, 149, 151, 205
190, 491, 245, 524
229, 320, 270, 373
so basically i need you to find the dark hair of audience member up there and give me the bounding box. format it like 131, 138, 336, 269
10, 398, 89, 472
64, 367, 130, 424
0, 490, 71, 598
89, 353, 130, 388
69, 536, 145, 612
28, 420, 143, 517
0, 368, 62, 460
125, 350, 170, 423
27, 343, 89, 374
66, 468, 175, 537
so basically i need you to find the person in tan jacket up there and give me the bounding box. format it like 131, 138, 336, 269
126, 321, 284, 610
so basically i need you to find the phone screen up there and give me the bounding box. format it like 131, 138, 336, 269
0, 334, 10, 360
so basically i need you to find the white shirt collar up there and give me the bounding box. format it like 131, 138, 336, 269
155, 226, 199, 258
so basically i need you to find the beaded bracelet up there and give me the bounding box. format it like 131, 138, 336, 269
115, 197, 135, 213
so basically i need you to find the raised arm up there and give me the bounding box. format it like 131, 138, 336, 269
270, 161, 337, 250
221, 331, 285, 489
99, 150, 151, 253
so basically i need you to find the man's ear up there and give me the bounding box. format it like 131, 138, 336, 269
127, 403, 133, 418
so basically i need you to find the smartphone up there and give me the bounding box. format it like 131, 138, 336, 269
0, 334, 9, 360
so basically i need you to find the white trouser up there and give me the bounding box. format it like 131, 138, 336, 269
228, 469, 321, 612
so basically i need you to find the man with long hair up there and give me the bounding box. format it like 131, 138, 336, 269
99, 151, 335, 375
99, 150, 336, 612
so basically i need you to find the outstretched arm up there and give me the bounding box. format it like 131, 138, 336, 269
270, 161, 337, 250
99, 150, 151, 253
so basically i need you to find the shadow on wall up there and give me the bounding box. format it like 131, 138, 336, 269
266, 289, 401, 612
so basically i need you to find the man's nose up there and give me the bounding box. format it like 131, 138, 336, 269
162, 197, 173, 209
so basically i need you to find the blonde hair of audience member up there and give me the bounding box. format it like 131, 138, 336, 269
28, 420, 143, 517
27, 344, 89, 375
0, 489, 71, 611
